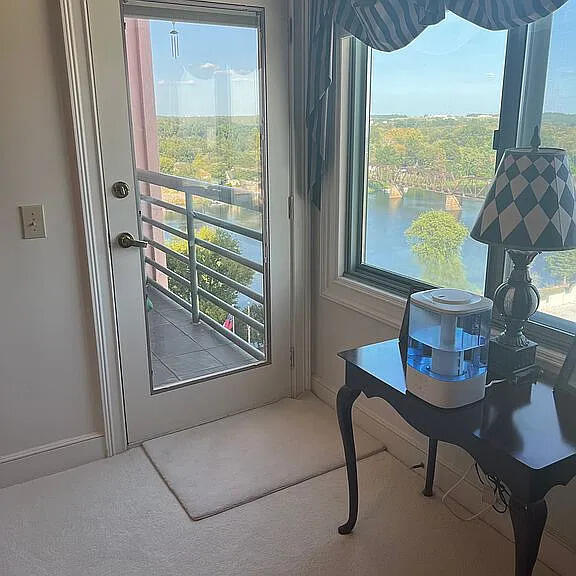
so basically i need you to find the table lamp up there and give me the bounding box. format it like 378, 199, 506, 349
470, 127, 576, 380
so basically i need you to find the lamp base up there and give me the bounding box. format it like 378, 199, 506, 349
488, 250, 541, 383
488, 337, 538, 383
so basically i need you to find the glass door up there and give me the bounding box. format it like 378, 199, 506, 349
87, 0, 291, 443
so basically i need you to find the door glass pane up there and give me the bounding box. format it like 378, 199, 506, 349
124, 10, 268, 391
536, 0, 576, 325
363, 14, 507, 293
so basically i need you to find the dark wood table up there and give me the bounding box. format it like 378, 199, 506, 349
337, 340, 576, 576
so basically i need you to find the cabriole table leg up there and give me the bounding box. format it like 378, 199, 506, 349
337, 385, 361, 535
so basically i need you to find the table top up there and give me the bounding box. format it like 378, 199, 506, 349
339, 340, 576, 474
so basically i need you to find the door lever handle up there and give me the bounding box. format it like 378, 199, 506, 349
117, 232, 148, 249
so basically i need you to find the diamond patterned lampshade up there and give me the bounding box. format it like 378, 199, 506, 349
471, 145, 576, 251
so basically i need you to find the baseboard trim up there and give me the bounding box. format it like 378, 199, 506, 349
0, 433, 106, 489
312, 375, 575, 576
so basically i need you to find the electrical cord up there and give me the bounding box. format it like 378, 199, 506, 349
439, 383, 512, 521
441, 462, 496, 522
485, 378, 507, 389
441, 461, 512, 521
475, 462, 510, 514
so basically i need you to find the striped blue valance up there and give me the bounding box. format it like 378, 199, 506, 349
307, 0, 569, 207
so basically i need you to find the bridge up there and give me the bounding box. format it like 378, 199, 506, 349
369, 165, 490, 211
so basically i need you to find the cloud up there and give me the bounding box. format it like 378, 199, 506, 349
186, 62, 257, 80
156, 79, 196, 86
188, 62, 219, 80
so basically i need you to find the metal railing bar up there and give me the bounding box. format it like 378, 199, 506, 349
192, 211, 263, 241
184, 186, 201, 322
146, 239, 263, 304
196, 262, 264, 304
143, 221, 262, 274
145, 257, 191, 290
144, 237, 189, 266
137, 168, 262, 213
141, 215, 187, 240
141, 193, 262, 241
197, 287, 264, 333
140, 194, 187, 216
195, 237, 264, 273
147, 279, 264, 360
198, 312, 265, 360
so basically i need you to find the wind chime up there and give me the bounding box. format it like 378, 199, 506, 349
170, 21, 179, 59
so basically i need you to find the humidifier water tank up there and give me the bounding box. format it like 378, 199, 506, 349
406, 289, 492, 409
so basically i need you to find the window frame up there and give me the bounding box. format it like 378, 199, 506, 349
343, 19, 575, 352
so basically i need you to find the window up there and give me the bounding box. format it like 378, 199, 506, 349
525, 2, 576, 326
363, 15, 506, 292
346, 4, 576, 347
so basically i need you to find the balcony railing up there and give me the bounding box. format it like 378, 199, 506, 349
137, 169, 266, 361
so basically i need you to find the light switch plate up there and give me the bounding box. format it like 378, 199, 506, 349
20, 205, 46, 239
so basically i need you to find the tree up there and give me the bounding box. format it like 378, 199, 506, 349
545, 250, 576, 286
156, 115, 261, 186
405, 210, 470, 288
164, 227, 254, 325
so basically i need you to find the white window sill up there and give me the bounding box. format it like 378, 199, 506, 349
320, 274, 406, 330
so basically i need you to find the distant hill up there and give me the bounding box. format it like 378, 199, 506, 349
370, 112, 576, 126
371, 114, 408, 120
542, 112, 576, 126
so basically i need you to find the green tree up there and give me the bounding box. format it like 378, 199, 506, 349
405, 210, 470, 288
156, 115, 261, 186
545, 250, 576, 285
165, 227, 254, 325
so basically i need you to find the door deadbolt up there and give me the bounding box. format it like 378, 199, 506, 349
112, 181, 130, 198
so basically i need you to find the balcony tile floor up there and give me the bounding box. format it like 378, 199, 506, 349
147, 286, 258, 389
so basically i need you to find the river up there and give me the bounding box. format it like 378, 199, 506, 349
365, 188, 556, 292
365, 189, 487, 291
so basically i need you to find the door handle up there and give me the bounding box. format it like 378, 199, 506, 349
117, 232, 148, 249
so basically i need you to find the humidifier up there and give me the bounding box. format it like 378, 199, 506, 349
406, 289, 492, 409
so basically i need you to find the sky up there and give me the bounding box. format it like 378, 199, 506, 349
543, 1, 576, 115
370, 3, 576, 117
149, 20, 260, 117
370, 12, 508, 116
146, 3, 576, 118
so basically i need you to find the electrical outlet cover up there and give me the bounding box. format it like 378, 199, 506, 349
20, 205, 46, 239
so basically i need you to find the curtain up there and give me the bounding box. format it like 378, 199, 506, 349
307, 0, 569, 207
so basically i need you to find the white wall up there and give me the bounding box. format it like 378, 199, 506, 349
310, 211, 576, 572
0, 0, 104, 484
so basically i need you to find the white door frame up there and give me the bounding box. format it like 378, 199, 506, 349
58, 0, 310, 455
288, 0, 311, 399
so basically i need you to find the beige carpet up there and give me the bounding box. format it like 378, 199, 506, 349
0, 449, 556, 575
142, 393, 384, 519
